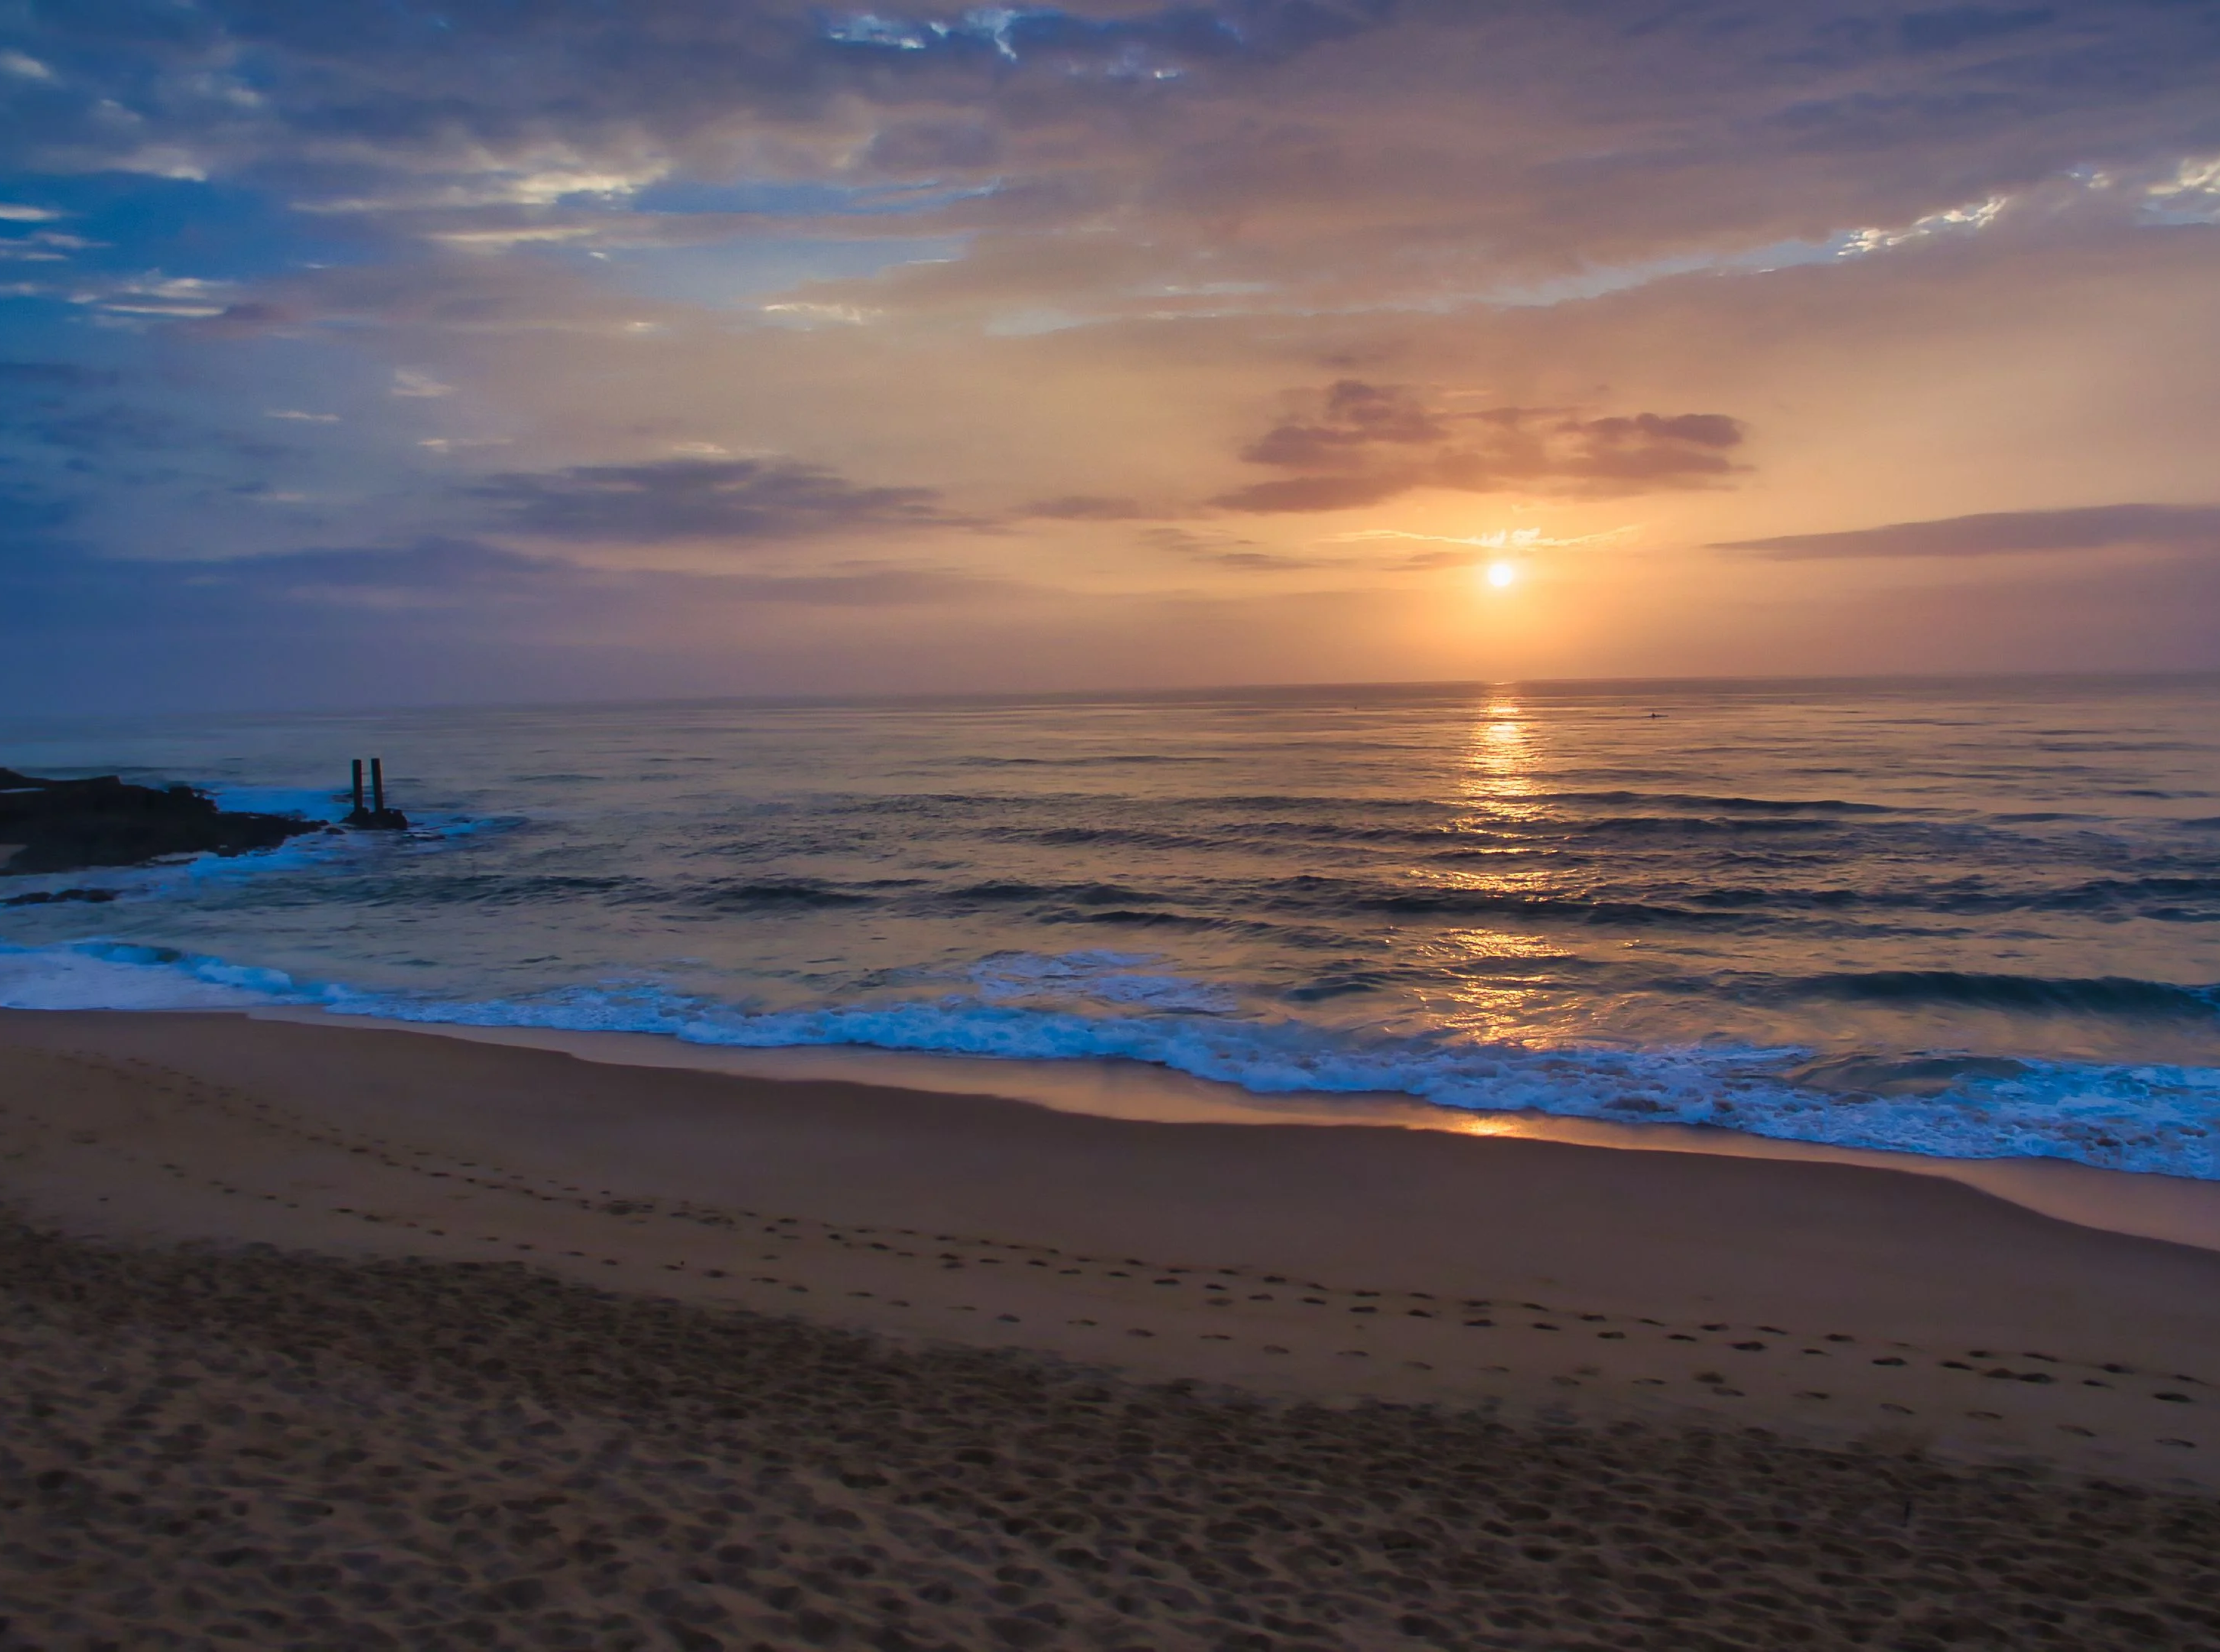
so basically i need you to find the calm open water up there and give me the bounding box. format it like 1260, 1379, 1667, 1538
4, 677, 2218, 1175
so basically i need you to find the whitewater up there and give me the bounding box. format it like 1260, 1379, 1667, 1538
4, 677, 2218, 1176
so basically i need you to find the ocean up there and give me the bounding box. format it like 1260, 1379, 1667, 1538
4, 677, 2217, 1177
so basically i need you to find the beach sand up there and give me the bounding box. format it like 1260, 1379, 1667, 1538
3, 1009, 2217, 1649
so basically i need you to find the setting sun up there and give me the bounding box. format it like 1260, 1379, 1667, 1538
1484, 561, 1519, 589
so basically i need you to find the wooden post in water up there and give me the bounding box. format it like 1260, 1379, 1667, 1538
344, 755, 408, 830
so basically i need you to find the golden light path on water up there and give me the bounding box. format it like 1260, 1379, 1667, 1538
1394, 695, 1572, 1044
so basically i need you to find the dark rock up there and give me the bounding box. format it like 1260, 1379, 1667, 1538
1, 886, 120, 908
0, 768, 324, 877
343, 804, 411, 831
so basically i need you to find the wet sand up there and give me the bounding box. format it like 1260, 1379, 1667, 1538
3, 1008, 2218, 1649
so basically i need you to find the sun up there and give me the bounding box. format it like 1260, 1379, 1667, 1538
1483, 560, 1518, 589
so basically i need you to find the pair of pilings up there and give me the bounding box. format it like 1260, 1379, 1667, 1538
350, 757, 388, 817
345, 758, 408, 829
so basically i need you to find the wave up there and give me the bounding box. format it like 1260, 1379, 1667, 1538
0, 942, 305, 1010
1338, 873, 2220, 926
952, 754, 1226, 768
1352, 888, 1754, 927
1790, 970, 2220, 1019
2027, 875, 2220, 917
943, 880, 1176, 908
323, 866, 634, 910
801, 859, 2220, 933
1536, 790, 1902, 814
1171, 794, 1451, 813
5, 940, 2217, 1179
687, 878, 885, 910
965, 950, 1240, 1013
1569, 814, 1849, 837
992, 826, 1236, 851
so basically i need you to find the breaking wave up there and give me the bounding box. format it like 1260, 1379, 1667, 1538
4, 939, 2216, 1179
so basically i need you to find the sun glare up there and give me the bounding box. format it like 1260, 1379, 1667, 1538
1483, 560, 1518, 589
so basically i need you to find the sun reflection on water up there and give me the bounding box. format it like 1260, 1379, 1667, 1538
1459, 697, 1542, 821
1382, 697, 1569, 1043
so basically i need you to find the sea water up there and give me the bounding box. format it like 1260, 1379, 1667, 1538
3, 677, 2217, 1176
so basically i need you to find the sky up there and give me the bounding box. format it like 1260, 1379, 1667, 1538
1, 0, 2217, 712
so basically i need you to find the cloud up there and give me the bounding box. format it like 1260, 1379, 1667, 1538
0, 537, 1012, 627
181, 302, 308, 338
61, 275, 238, 321
0, 488, 80, 535
13, 0, 2215, 308
0, 360, 119, 388
0, 228, 98, 261
1894, 6, 2057, 56
1214, 381, 1747, 513
1713, 504, 2220, 559
1022, 494, 1155, 520
1196, 548, 1323, 571
1132, 525, 1319, 571
0, 532, 1038, 712
391, 369, 455, 398
3, 399, 193, 459
469, 456, 965, 543
1213, 473, 1408, 514
1, 0, 2217, 705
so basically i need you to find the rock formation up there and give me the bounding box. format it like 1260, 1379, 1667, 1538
0, 769, 326, 878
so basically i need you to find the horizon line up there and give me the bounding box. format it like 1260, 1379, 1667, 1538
4, 666, 2216, 731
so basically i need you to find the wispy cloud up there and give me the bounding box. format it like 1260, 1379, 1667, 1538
0, 360, 118, 388
1215, 382, 1746, 514
1713, 505, 2220, 559
1331, 526, 1634, 551
470, 456, 967, 544
1023, 495, 1158, 521
0, 538, 1016, 624
391, 369, 455, 398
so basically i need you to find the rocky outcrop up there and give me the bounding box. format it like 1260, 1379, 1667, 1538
0, 769, 326, 878
1, 887, 119, 909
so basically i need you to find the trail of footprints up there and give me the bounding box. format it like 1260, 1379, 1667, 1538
16, 1050, 2213, 1463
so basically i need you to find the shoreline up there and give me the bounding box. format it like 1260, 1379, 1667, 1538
3, 1006, 2217, 1500
251, 1005, 2220, 1257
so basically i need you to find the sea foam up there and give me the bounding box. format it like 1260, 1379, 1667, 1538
2, 938, 2215, 1179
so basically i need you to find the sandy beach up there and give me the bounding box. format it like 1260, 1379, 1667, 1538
4, 1008, 2218, 1649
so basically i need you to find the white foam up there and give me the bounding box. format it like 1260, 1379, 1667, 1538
0, 943, 296, 1011
3, 939, 2216, 1179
